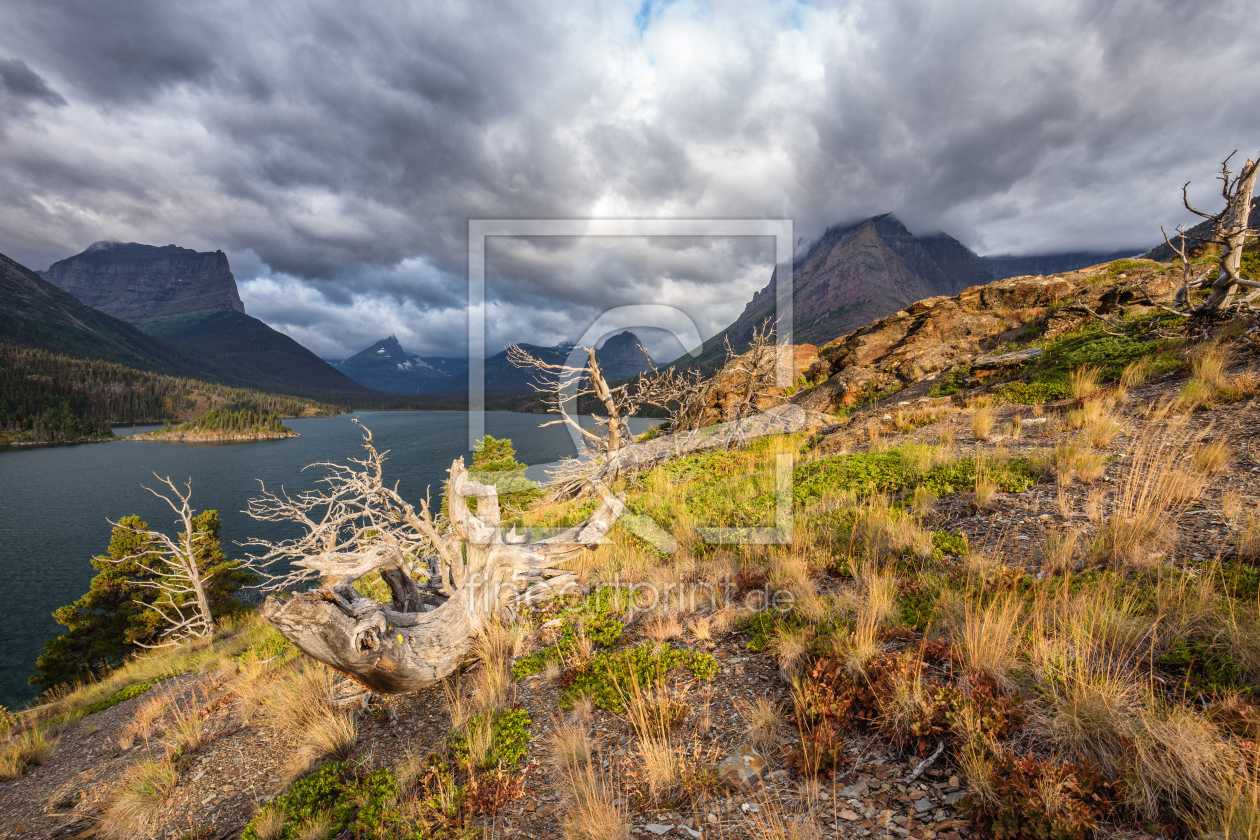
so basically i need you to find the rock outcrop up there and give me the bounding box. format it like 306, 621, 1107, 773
795, 262, 1178, 415
42, 241, 245, 328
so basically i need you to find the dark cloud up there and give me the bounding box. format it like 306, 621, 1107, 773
0, 0, 1258, 358
0, 57, 67, 106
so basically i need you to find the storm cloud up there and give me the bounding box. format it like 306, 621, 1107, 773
1, 0, 1258, 358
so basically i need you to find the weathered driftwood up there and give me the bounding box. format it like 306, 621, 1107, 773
254, 433, 624, 694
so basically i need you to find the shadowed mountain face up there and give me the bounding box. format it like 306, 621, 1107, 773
687, 214, 992, 369
0, 250, 203, 376
42, 241, 245, 327
39, 242, 369, 399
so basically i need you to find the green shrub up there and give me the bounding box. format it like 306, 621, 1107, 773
449, 707, 532, 771
513, 588, 624, 679
562, 642, 718, 712
928, 365, 973, 397
932, 531, 969, 557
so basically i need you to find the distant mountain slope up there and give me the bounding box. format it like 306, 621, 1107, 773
42, 241, 244, 326
144, 310, 372, 399
977, 250, 1139, 279
0, 250, 202, 376
1143, 199, 1260, 261
686, 214, 992, 369
43, 242, 370, 400
336, 335, 467, 394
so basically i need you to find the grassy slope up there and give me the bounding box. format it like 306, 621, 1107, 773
12, 263, 1260, 839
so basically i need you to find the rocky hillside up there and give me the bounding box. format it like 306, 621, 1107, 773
43, 242, 245, 328
688, 214, 992, 369
795, 258, 1170, 415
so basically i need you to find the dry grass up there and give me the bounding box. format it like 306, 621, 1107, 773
1122, 357, 1155, 388
164, 691, 207, 756
264, 663, 357, 775
1070, 366, 1103, 401
1037, 529, 1080, 576
127, 693, 172, 743
1238, 512, 1260, 562
948, 593, 1023, 691
873, 657, 937, 753
552, 720, 629, 840
1193, 439, 1231, 474
249, 805, 286, 840
769, 625, 812, 682
294, 810, 335, 840
737, 697, 784, 752
1222, 489, 1243, 522
748, 810, 824, 840
971, 406, 994, 442
1075, 450, 1106, 484
1192, 343, 1231, 390
1090, 422, 1192, 570
643, 615, 683, 642
100, 756, 178, 839
0, 724, 57, 779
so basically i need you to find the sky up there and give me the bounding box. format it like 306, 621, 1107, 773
1, 0, 1259, 360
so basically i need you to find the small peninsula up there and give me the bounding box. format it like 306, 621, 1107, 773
127, 407, 299, 442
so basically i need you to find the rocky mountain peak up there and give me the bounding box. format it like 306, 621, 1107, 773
42, 242, 246, 328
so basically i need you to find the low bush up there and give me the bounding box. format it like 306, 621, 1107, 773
560, 642, 718, 712
962, 751, 1118, 840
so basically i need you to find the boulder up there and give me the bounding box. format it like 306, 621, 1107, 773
716, 743, 770, 792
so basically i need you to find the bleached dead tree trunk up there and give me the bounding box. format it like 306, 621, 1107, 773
1181, 153, 1260, 311
107, 476, 217, 645
246, 422, 624, 694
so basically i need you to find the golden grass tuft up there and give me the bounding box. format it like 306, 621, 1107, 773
1037, 529, 1080, 576
1070, 366, 1103, 401
1121, 357, 1155, 388
737, 697, 784, 752
1193, 439, 1231, 474
264, 663, 357, 775
99, 756, 178, 839
1089, 422, 1192, 570
1238, 512, 1260, 562
1192, 343, 1231, 390
0, 724, 57, 779
249, 805, 286, 840
949, 593, 1023, 691
643, 615, 683, 642
971, 406, 994, 442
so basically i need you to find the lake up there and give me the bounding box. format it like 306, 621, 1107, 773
0, 411, 656, 709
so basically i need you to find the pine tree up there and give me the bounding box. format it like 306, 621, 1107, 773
30, 511, 259, 691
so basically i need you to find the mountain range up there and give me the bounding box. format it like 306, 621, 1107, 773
336, 330, 654, 393
3, 214, 1161, 406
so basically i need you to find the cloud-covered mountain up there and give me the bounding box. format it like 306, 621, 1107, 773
687, 214, 993, 368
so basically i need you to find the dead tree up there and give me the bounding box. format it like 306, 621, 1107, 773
106, 476, 218, 646
245, 422, 624, 694
507, 344, 632, 457
1180, 152, 1260, 311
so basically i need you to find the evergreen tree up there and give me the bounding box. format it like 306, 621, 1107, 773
30, 511, 258, 691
